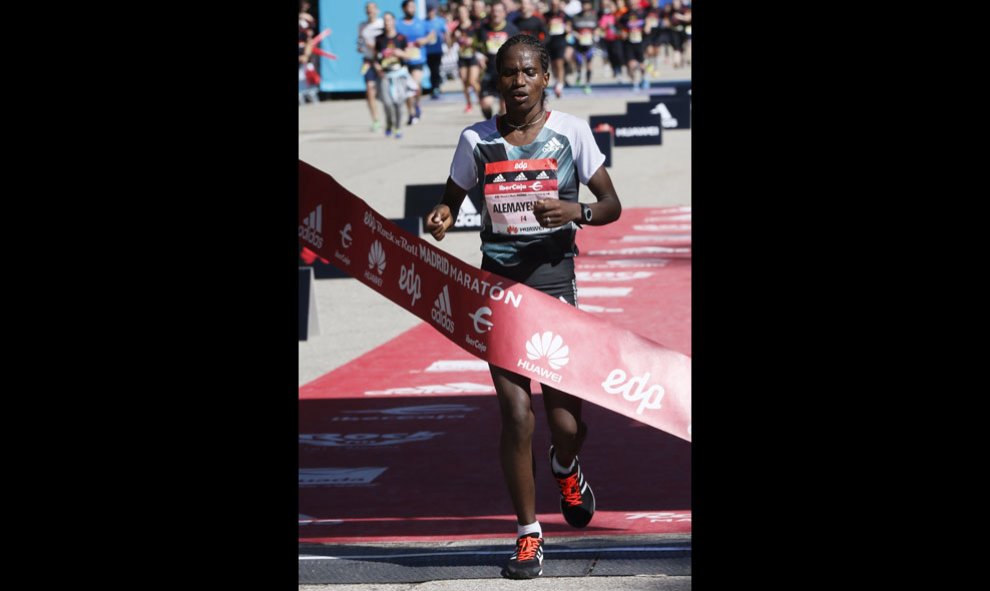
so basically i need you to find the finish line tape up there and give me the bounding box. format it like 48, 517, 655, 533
299, 160, 691, 442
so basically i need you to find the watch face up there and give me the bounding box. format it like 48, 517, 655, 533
583, 205, 592, 222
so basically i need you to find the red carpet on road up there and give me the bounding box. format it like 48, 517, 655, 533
299, 207, 691, 543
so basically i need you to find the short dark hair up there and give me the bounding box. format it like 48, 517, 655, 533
495, 33, 550, 76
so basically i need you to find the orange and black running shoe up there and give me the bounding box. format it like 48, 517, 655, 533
501, 533, 544, 579
550, 445, 596, 528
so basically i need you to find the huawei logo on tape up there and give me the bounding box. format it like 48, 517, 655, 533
368, 240, 386, 274
525, 331, 570, 370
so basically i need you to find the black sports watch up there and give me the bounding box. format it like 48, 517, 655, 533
580, 203, 593, 224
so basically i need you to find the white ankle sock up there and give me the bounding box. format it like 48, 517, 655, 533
517, 521, 542, 538
552, 454, 575, 476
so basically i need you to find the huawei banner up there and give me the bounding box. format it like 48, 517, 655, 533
299, 161, 691, 442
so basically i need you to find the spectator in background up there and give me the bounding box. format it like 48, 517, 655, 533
396, 0, 434, 126
425, 1, 449, 99
452, 3, 482, 113
359, 2, 385, 131
598, 0, 625, 80
374, 12, 412, 139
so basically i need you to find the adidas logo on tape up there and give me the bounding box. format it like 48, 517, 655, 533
514, 172, 528, 181
493, 174, 506, 182
431, 285, 455, 333
299, 204, 324, 248
535, 171, 549, 180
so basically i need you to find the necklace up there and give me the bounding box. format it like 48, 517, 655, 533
502, 110, 546, 132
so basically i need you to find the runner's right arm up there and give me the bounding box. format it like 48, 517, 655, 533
425, 177, 469, 241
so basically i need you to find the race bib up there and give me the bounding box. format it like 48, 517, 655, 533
486, 31, 509, 55
405, 45, 422, 61
483, 158, 560, 236
646, 16, 659, 30
578, 30, 594, 45
630, 29, 643, 43
549, 18, 565, 35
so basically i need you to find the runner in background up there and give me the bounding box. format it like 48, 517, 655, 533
643, 0, 663, 79
452, 3, 483, 113
374, 12, 412, 139
570, 1, 598, 93
598, 0, 625, 81
504, 0, 522, 22
656, 1, 675, 67
424, 1, 449, 100
359, 2, 385, 131
619, 0, 648, 90
672, 0, 690, 68
476, 2, 520, 119
543, 0, 572, 98
425, 33, 622, 581
396, 0, 434, 125
299, 1, 316, 81
513, 0, 548, 42
471, 0, 490, 25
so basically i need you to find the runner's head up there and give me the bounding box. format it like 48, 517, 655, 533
495, 34, 550, 112
402, 0, 416, 19
383, 11, 397, 33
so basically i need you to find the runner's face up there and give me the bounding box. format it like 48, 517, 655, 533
497, 46, 548, 112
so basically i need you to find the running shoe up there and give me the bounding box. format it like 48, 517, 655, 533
415, 104, 422, 118
501, 533, 543, 579
549, 445, 596, 528
583, 85, 592, 95
554, 83, 563, 98
371, 119, 382, 132
395, 131, 403, 139
385, 128, 392, 137
464, 104, 473, 113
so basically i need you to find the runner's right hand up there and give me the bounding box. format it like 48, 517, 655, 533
426, 205, 453, 241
